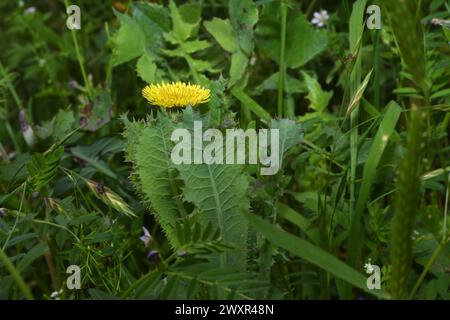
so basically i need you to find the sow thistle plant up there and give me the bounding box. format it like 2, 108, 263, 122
123, 79, 301, 276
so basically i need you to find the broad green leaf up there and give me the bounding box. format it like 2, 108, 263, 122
257, 9, 328, 68
112, 10, 145, 66
302, 72, 333, 112
189, 58, 219, 73
229, 0, 258, 56
270, 118, 303, 161
132, 2, 170, 32
178, 2, 201, 33
168, 0, 201, 42
53, 109, 74, 140
78, 89, 112, 132
256, 72, 305, 94
132, 3, 167, 51
285, 14, 328, 68
229, 51, 248, 87
204, 18, 237, 53
181, 40, 211, 54
136, 53, 157, 84
244, 211, 390, 299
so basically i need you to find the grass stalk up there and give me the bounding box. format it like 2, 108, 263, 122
0, 247, 34, 300
409, 240, 447, 299
390, 105, 425, 299
277, 1, 287, 117
64, 0, 93, 99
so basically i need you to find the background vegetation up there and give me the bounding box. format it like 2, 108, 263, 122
0, 0, 449, 300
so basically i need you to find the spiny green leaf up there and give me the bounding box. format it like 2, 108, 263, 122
176, 108, 250, 270
126, 113, 182, 248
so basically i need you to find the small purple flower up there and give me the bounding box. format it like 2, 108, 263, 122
19, 110, 29, 132
19, 110, 35, 147
139, 226, 152, 246
147, 250, 159, 263
177, 250, 187, 257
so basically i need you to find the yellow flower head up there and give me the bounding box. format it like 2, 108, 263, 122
142, 81, 210, 108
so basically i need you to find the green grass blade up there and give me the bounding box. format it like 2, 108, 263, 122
277, 202, 320, 244
347, 101, 402, 264
244, 211, 390, 299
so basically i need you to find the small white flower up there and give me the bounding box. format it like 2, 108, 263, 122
50, 289, 63, 299
311, 10, 329, 28
364, 259, 374, 274
25, 7, 37, 15
38, 59, 46, 67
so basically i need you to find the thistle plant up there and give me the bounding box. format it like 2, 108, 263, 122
123, 81, 250, 268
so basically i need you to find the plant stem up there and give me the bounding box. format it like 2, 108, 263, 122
391, 105, 424, 299
0, 247, 34, 300
372, 30, 381, 108
442, 172, 450, 241
277, 1, 287, 117
409, 240, 447, 299
408, 172, 450, 298
64, 0, 93, 99
305, 0, 317, 18
0, 61, 23, 153
0, 61, 24, 110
